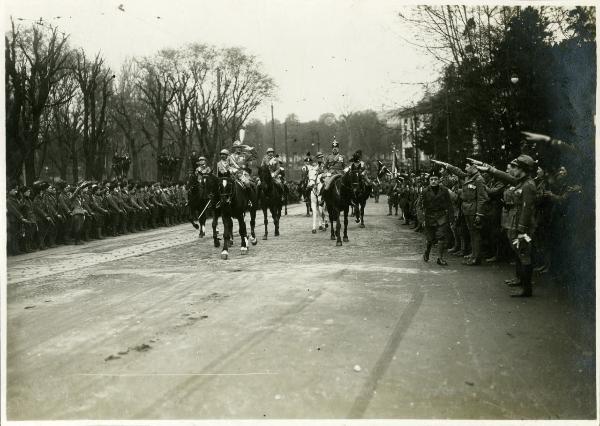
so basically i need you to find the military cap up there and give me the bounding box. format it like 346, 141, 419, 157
266, 147, 274, 153
196, 156, 207, 163
514, 154, 536, 171
220, 149, 230, 155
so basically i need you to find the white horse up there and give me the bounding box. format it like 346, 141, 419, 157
307, 167, 329, 234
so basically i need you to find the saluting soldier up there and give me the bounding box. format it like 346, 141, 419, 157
422, 172, 453, 265
477, 155, 537, 297
440, 160, 489, 265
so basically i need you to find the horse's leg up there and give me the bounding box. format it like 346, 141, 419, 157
273, 205, 280, 237
239, 216, 248, 255
329, 208, 336, 240
335, 210, 343, 246
342, 206, 349, 242
360, 200, 366, 228
311, 193, 318, 233
199, 208, 206, 237
221, 213, 229, 259
249, 206, 257, 245
262, 206, 269, 240
212, 209, 220, 247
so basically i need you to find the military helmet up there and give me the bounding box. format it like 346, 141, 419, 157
316, 151, 324, 158
220, 149, 230, 155
266, 147, 274, 153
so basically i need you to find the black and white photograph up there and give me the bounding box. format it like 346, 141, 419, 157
1, 0, 597, 423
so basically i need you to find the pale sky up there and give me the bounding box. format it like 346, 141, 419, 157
3, 0, 441, 122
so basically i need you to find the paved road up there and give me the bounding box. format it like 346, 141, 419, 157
5, 197, 596, 420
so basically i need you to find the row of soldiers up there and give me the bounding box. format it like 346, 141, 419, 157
383, 131, 584, 298
7, 180, 188, 255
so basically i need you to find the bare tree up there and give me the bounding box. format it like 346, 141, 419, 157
135, 50, 177, 179
5, 19, 72, 184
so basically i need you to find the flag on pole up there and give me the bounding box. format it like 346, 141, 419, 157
393, 151, 400, 177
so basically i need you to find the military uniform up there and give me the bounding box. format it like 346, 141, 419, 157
323, 152, 346, 190
447, 164, 489, 264
422, 184, 453, 263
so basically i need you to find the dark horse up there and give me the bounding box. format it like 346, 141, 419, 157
322, 172, 353, 246
258, 165, 283, 240
217, 172, 249, 259
187, 173, 223, 247
347, 166, 372, 228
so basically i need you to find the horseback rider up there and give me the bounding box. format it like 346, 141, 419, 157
195, 156, 212, 177
323, 137, 346, 190
348, 149, 372, 187
218, 145, 254, 205
260, 148, 285, 199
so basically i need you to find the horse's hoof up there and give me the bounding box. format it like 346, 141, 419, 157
250, 237, 258, 246
192, 223, 199, 229
274, 231, 280, 237
318, 226, 324, 231
200, 232, 205, 238
312, 229, 317, 234
343, 236, 349, 242
330, 235, 336, 241
325, 224, 329, 228
240, 247, 248, 255
214, 240, 220, 248
359, 223, 365, 228
221, 251, 229, 260
262, 235, 268, 240
336, 241, 343, 247
355, 219, 360, 223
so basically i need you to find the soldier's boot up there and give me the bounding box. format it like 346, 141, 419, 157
511, 265, 532, 297
423, 242, 432, 262
96, 227, 105, 239
437, 242, 448, 265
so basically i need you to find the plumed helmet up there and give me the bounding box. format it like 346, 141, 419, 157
331, 137, 339, 147
220, 149, 230, 155
232, 140, 242, 147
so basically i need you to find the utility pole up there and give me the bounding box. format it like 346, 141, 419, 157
445, 89, 451, 161
271, 103, 276, 152
284, 121, 289, 169
412, 109, 419, 171
215, 68, 222, 170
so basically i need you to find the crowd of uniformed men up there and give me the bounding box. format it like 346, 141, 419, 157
380, 131, 583, 298
7, 180, 190, 254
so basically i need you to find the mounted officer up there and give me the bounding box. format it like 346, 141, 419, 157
195, 156, 212, 177
322, 137, 346, 191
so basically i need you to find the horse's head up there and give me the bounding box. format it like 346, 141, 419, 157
347, 167, 362, 193
307, 167, 319, 189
